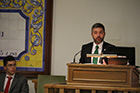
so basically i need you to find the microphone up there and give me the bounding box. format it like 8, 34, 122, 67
71, 50, 81, 63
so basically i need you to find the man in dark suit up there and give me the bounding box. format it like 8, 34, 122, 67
0, 55, 29, 93
80, 23, 115, 64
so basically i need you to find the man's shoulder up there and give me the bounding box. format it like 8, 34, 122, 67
104, 41, 115, 47
82, 41, 115, 49
15, 73, 27, 80
0, 73, 5, 77
82, 42, 93, 47
0, 73, 5, 75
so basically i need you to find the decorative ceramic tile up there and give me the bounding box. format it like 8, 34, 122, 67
0, 0, 46, 72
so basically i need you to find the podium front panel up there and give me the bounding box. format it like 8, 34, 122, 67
67, 63, 139, 87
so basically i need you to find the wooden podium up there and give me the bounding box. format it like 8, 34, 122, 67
67, 63, 140, 87
43, 64, 140, 93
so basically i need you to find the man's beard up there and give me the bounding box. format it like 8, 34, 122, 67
94, 36, 104, 44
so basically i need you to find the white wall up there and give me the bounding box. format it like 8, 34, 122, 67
52, 0, 140, 76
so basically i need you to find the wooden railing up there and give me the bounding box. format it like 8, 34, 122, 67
44, 83, 140, 93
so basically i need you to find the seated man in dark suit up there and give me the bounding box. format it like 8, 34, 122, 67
79, 23, 115, 64
0, 55, 29, 93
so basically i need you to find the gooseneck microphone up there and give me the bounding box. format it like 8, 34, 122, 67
72, 50, 81, 63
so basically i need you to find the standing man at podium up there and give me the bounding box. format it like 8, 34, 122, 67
79, 23, 115, 64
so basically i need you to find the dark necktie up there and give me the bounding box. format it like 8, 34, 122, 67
4, 77, 12, 93
93, 45, 99, 64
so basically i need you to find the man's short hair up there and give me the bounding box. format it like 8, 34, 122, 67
91, 23, 105, 33
3, 55, 16, 66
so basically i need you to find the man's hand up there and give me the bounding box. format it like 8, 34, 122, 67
103, 59, 107, 65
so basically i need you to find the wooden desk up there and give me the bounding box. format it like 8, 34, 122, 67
44, 83, 140, 93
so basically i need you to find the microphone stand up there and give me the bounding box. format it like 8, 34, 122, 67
71, 50, 81, 64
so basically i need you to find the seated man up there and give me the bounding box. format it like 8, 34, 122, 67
0, 55, 29, 93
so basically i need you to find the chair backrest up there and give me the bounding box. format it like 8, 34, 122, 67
37, 75, 66, 93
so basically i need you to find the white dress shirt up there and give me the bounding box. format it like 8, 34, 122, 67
4, 74, 15, 91
91, 41, 103, 64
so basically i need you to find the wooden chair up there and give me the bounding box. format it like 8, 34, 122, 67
32, 79, 38, 93
32, 75, 66, 93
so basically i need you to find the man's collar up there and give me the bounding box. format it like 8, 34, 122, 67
93, 41, 104, 49
6, 74, 15, 78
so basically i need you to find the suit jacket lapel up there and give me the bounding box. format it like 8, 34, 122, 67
9, 74, 19, 92
86, 43, 93, 62
102, 42, 108, 53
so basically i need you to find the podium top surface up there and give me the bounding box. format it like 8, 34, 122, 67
67, 63, 137, 69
